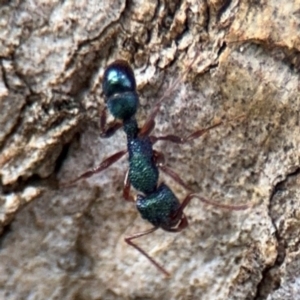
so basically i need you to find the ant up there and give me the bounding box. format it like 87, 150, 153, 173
61, 56, 249, 276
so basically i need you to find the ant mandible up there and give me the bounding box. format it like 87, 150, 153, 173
61, 54, 249, 276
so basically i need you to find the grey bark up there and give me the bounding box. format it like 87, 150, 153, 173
0, 0, 299, 299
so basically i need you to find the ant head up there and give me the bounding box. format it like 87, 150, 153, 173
103, 60, 136, 98
103, 60, 139, 120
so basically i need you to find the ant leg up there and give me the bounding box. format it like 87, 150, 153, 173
161, 194, 249, 239
153, 150, 249, 210
123, 170, 135, 202
172, 193, 250, 223
60, 149, 127, 187
124, 227, 171, 277
189, 194, 250, 210
150, 121, 223, 145
164, 214, 189, 232
138, 115, 156, 137
160, 164, 192, 191
139, 51, 201, 138
153, 150, 191, 191
100, 109, 123, 138
150, 114, 245, 145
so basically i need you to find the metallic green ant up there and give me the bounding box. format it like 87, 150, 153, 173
62, 58, 248, 276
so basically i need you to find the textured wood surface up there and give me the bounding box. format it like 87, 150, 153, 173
0, 0, 299, 299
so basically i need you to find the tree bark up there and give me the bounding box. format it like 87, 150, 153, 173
0, 0, 299, 299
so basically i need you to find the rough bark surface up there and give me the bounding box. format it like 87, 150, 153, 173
0, 0, 299, 299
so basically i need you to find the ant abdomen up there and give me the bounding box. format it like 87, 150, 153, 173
102, 60, 139, 120
136, 183, 182, 228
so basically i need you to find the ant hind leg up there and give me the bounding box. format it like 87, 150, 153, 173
124, 227, 171, 277
153, 151, 250, 211
174, 193, 250, 222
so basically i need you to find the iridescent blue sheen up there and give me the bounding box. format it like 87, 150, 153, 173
102, 60, 139, 120
127, 135, 159, 194
102, 60, 160, 197
136, 183, 181, 228
107, 92, 138, 120
102, 60, 136, 97
123, 118, 139, 138
102, 60, 182, 232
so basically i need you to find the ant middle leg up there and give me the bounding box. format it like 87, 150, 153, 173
153, 150, 191, 191
124, 227, 171, 277
60, 149, 127, 187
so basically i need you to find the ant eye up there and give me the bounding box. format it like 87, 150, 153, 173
102, 60, 136, 98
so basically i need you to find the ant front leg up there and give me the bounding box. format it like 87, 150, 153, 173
139, 51, 201, 138
100, 108, 123, 138
138, 111, 156, 137
124, 227, 171, 277
60, 149, 127, 187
